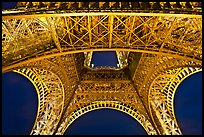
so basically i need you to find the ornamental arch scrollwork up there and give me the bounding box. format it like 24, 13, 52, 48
14, 67, 65, 135
58, 101, 157, 135
148, 66, 202, 135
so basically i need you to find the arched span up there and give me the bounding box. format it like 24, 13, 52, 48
58, 101, 157, 135
14, 68, 65, 135
174, 71, 202, 135
65, 108, 147, 135
148, 67, 202, 135
2, 72, 38, 135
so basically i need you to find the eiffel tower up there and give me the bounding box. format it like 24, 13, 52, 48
2, 2, 202, 135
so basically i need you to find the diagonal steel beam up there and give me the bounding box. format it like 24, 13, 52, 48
128, 16, 136, 45
88, 16, 92, 47
109, 14, 114, 48
46, 17, 62, 52
64, 17, 73, 46
22, 19, 34, 39
132, 18, 178, 83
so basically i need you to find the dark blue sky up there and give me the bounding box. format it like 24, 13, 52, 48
2, 2, 202, 135
64, 108, 147, 135
2, 2, 17, 9
91, 51, 119, 68
174, 71, 202, 135
2, 72, 38, 135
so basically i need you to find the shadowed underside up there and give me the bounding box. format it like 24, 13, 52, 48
2, 2, 202, 135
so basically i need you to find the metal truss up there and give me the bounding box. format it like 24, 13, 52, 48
116, 51, 129, 68
129, 52, 202, 135
84, 52, 93, 67
2, 12, 202, 72
54, 69, 157, 135
131, 54, 202, 108
2, 2, 202, 135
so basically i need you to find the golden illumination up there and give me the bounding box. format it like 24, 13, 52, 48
2, 2, 202, 135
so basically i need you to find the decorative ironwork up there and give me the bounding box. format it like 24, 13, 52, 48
149, 67, 202, 134
2, 2, 202, 135
2, 12, 202, 72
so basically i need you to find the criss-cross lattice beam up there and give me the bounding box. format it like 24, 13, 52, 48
10, 53, 83, 135
136, 17, 178, 94
2, 13, 202, 73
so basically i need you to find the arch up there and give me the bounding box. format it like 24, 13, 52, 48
174, 71, 202, 135
14, 67, 65, 135
65, 108, 147, 135
57, 101, 157, 135
148, 66, 202, 134
2, 72, 38, 135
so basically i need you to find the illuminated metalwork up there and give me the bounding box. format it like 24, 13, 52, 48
116, 51, 129, 68
149, 67, 202, 134
14, 67, 64, 135
2, 2, 202, 135
84, 52, 93, 67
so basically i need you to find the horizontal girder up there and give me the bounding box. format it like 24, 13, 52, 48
2, 2, 202, 16
2, 13, 202, 73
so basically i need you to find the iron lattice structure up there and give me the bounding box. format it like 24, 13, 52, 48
2, 2, 202, 135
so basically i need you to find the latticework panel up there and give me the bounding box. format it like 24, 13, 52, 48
45, 54, 83, 110
81, 69, 129, 81
131, 53, 202, 110
2, 17, 54, 67
54, 70, 158, 135
2, 12, 202, 72
129, 51, 202, 135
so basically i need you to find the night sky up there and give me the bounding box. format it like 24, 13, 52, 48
91, 51, 119, 68
2, 2, 202, 135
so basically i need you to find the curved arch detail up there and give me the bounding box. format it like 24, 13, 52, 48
148, 67, 202, 135
58, 101, 157, 135
14, 67, 65, 135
